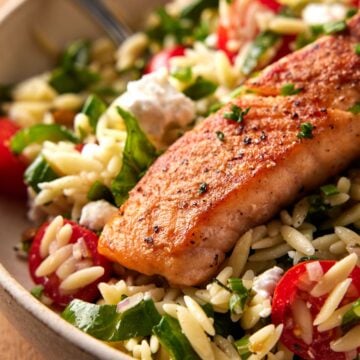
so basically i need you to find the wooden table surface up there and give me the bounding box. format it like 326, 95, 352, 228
0, 311, 44, 359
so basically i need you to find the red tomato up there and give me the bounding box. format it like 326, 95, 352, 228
29, 220, 112, 307
144, 46, 186, 73
272, 260, 360, 360
0, 118, 27, 198
216, 0, 280, 62
258, 0, 281, 12
217, 23, 238, 62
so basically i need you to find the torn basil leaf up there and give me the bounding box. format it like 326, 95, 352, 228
82, 94, 107, 130
111, 107, 158, 206
183, 77, 217, 100
153, 315, 201, 360
10, 123, 79, 154
25, 155, 58, 193
62, 298, 161, 341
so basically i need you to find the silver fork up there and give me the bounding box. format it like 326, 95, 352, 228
75, 0, 131, 45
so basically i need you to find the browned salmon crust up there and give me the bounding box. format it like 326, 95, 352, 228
99, 14, 360, 286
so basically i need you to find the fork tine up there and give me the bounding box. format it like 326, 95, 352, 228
75, 0, 130, 45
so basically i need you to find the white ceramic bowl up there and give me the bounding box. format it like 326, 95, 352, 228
0, 1, 167, 358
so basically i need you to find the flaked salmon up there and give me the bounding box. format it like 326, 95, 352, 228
99, 14, 360, 286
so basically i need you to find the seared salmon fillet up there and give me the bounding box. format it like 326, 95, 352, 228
99, 15, 360, 286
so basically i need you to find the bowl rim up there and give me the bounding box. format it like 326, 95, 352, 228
0, 264, 132, 360
0, 1, 133, 358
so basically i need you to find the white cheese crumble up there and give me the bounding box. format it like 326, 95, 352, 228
79, 200, 118, 231
302, 3, 347, 25
114, 70, 196, 148
252, 266, 284, 299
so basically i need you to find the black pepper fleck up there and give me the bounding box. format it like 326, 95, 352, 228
199, 182, 208, 194
144, 236, 154, 244
243, 136, 252, 145
260, 131, 267, 141
153, 225, 160, 233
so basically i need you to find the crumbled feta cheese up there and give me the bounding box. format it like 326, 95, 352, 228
114, 70, 196, 148
253, 266, 284, 299
79, 200, 118, 231
302, 3, 347, 26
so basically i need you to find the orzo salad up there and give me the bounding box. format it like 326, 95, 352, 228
1, 0, 360, 359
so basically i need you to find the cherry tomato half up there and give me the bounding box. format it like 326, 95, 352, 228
272, 260, 360, 360
144, 46, 186, 74
29, 219, 112, 307
258, 0, 281, 12
0, 118, 27, 198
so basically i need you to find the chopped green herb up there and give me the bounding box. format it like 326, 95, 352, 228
297, 122, 314, 139
87, 180, 115, 204
224, 104, 250, 123
234, 335, 252, 359
199, 182, 208, 194
216, 131, 225, 141
30, 285, 44, 300
10, 123, 79, 155
355, 44, 360, 55
228, 278, 249, 315
62, 298, 161, 341
280, 83, 303, 96
24, 155, 58, 193
346, 8, 358, 19
171, 67, 192, 82
348, 102, 360, 114
81, 94, 107, 130
320, 184, 339, 197
180, 0, 218, 21
111, 107, 158, 206
242, 31, 280, 75
153, 315, 201, 360
342, 299, 360, 327
183, 77, 217, 100
323, 20, 347, 35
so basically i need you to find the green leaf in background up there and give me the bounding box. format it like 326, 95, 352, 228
183, 77, 217, 100
242, 31, 280, 75
60, 40, 91, 70
180, 0, 218, 21
82, 94, 107, 130
49, 40, 100, 94
10, 124, 79, 154
62, 298, 161, 341
153, 315, 201, 360
24, 155, 58, 193
111, 107, 158, 206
